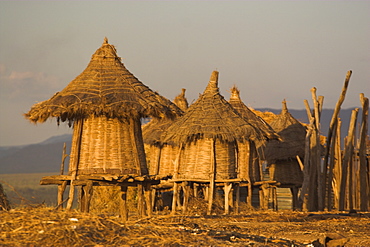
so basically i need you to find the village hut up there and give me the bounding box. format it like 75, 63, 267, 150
142, 88, 188, 177
228, 86, 281, 209
264, 100, 306, 209
163, 71, 267, 215
25, 38, 182, 218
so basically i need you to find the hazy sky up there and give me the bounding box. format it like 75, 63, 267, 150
0, 1, 369, 146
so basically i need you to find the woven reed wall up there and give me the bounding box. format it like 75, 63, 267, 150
237, 141, 261, 182
177, 138, 237, 180
69, 116, 148, 175
147, 144, 179, 176
268, 159, 303, 186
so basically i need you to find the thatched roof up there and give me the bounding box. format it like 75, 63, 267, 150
228, 86, 279, 141
173, 88, 189, 112
142, 88, 188, 145
264, 100, 307, 161
25, 38, 182, 124
163, 71, 266, 145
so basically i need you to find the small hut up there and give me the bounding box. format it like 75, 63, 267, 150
143, 88, 188, 177
25, 38, 181, 218
163, 71, 266, 215
264, 100, 306, 209
228, 86, 280, 209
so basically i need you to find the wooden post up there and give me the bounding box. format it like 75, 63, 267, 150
171, 143, 183, 215
339, 108, 359, 211
120, 186, 128, 221
66, 119, 84, 210
207, 139, 216, 215
359, 95, 369, 211
144, 183, 153, 217
327, 120, 338, 211
137, 183, 145, 217
224, 182, 232, 214
291, 186, 299, 210
56, 180, 68, 210
80, 181, 93, 213
324, 71, 351, 209
60, 143, 68, 175
311, 87, 324, 211
235, 183, 240, 214
333, 120, 342, 210
182, 181, 190, 215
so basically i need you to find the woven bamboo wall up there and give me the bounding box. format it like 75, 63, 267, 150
177, 138, 237, 180
268, 159, 303, 186
69, 116, 148, 175
237, 140, 261, 182
147, 144, 179, 176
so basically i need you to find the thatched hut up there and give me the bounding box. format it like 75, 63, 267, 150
142, 89, 188, 177
163, 71, 266, 214
264, 100, 306, 209
25, 38, 182, 218
228, 86, 279, 179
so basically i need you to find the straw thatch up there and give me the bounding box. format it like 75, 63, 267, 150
228, 86, 279, 141
25, 37, 182, 124
173, 88, 189, 112
264, 100, 306, 185
163, 71, 265, 145
142, 88, 188, 175
264, 100, 306, 161
161, 71, 267, 181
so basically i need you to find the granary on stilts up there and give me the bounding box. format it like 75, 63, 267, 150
142, 89, 188, 210
162, 71, 268, 215
264, 100, 306, 209
228, 86, 281, 209
142, 88, 189, 174
24, 38, 182, 219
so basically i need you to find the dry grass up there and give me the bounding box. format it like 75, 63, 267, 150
1, 199, 370, 246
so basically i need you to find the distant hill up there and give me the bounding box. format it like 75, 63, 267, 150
0, 108, 364, 174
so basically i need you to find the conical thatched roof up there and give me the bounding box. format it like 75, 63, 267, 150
264, 100, 307, 161
142, 88, 187, 145
228, 86, 279, 141
163, 71, 265, 145
25, 38, 182, 124
173, 88, 189, 112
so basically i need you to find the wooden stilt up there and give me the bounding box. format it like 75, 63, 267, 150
144, 183, 152, 217
207, 139, 216, 215
359, 94, 369, 211
81, 181, 93, 213
57, 181, 68, 210
171, 182, 179, 215
224, 182, 232, 214
66, 119, 84, 211
291, 186, 298, 210
182, 181, 190, 215
272, 186, 278, 211
137, 183, 145, 217
235, 183, 240, 214
120, 186, 128, 221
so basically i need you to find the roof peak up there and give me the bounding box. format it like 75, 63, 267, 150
204, 71, 219, 94
230, 85, 240, 100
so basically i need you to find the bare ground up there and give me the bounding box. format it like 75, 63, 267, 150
1, 206, 369, 246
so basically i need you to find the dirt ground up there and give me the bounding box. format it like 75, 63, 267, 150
1, 205, 369, 247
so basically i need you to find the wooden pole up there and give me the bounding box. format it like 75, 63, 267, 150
299, 101, 315, 211
207, 139, 216, 215
171, 143, 183, 215
120, 186, 128, 221
324, 71, 352, 208
66, 119, 84, 210
224, 182, 233, 214
311, 87, 324, 211
326, 120, 338, 211
339, 108, 359, 211
333, 120, 342, 209
359, 94, 369, 211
